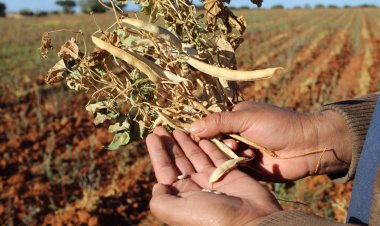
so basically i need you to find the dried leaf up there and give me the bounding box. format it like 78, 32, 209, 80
88, 47, 110, 67
58, 38, 79, 61
86, 101, 119, 126
228, 16, 247, 34
107, 131, 130, 150
137, 120, 146, 139
85, 101, 113, 114
40, 33, 53, 59
216, 36, 236, 68
203, 0, 246, 34
204, 0, 224, 25
109, 120, 130, 133
45, 60, 66, 84
94, 110, 118, 125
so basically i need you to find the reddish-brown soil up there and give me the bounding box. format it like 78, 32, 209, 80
0, 78, 160, 225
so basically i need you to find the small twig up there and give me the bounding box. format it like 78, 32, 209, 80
109, 0, 122, 28
278, 149, 332, 160
277, 198, 309, 206
314, 148, 327, 174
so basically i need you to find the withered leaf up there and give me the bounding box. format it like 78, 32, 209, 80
86, 101, 119, 125
40, 33, 53, 59
228, 15, 246, 34
45, 60, 66, 84
88, 47, 110, 67
86, 100, 115, 115
94, 110, 119, 125
203, 0, 246, 34
138, 120, 145, 139
216, 36, 236, 68
204, 0, 224, 24
109, 120, 130, 133
107, 131, 130, 150
58, 37, 80, 61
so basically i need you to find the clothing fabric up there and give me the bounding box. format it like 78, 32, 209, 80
321, 94, 379, 183
347, 96, 380, 224
259, 93, 380, 226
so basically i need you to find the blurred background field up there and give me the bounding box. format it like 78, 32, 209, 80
1, 3, 380, 225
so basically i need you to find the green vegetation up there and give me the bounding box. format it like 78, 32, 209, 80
315, 4, 325, 9
0, 2, 5, 17
327, 5, 339, 9
56, 0, 76, 14
80, 0, 106, 14
19, 8, 34, 16
271, 4, 284, 9
358, 4, 377, 8
35, 11, 49, 17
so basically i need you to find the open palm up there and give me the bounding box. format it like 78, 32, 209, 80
146, 127, 281, 226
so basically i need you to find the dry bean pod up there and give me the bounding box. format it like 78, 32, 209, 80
186, 57, 284, 81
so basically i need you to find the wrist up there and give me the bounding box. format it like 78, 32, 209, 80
231, 202, 282, 226
244, 216, 268, 226
308, 110, 352, 175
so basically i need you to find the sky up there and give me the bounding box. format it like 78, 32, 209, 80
1, 0, 379, 12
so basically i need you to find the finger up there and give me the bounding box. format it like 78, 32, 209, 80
190, 133, 201, 143
222, 139, 238, 151
146, 133, 178, 184
154, 127, 195, 174
173, 130, 214, 172
236, 148, 256, 159
199, 140, 229, 167
190, 111, 252, 138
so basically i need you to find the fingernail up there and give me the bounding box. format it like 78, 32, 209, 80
152, 183, 159, 193
190, 121, 205, 134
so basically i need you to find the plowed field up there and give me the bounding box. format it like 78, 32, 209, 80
1, 8, 379, 225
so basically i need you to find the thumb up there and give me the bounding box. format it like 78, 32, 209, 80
190, 111, 252, 138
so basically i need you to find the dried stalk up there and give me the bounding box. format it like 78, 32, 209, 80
41, 0, 293, 184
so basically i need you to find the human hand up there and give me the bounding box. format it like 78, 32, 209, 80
190, 102, 352, 181
146, 127, 282, 226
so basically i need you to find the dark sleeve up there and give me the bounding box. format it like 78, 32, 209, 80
320, 93, 379, 182
370, 167, 380, 225
259, 168, 380, 226
259, 210, 358, 226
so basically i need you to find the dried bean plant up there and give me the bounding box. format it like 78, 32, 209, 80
41, 0, 288, 184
